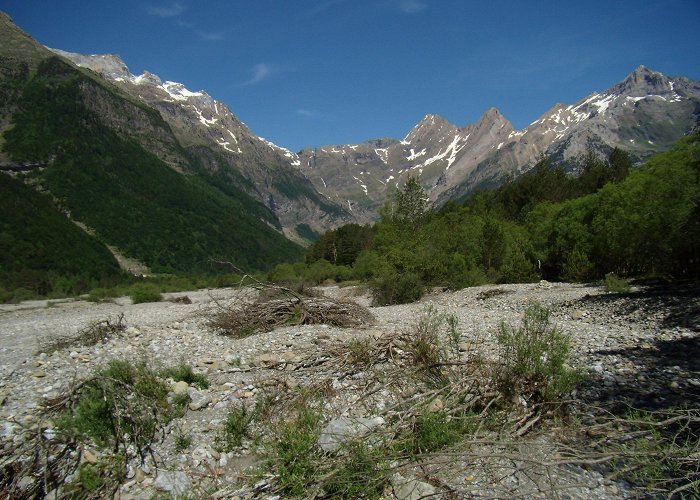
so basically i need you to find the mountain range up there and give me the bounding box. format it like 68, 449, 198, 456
295, 66, 700, 211
1, 9, 699, 281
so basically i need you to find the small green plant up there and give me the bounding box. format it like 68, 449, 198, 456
497, 301, 580, 402
55, 359, 171, 456
174, 428, 193, 453
216, 405, 254, 452
129, 283, 162, 304
171, 392, 190, 418
598, 408, 700, 496
322, 440, 389, 498
401, 305, 460, 384
76, 463, 103, 492
161, 362, 210, 389
345, 337, 375, 367
406, 410, 473, 454
266, 395, 323, 497
603, 272, 631, 293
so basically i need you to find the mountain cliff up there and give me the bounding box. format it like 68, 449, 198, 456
296, 66, 700, 209
48, 48, 356, 239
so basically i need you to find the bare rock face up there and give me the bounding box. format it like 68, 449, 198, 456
298, 66, 700, 212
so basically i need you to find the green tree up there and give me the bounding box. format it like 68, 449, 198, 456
383, 176, 429, 228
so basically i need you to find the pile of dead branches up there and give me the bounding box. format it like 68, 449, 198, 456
39, 313, 127, 354
209, 283, 374, 338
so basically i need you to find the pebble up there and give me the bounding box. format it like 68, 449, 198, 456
0, 283, 696, 499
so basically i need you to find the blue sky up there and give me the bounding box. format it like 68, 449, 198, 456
2, 0, 699, 151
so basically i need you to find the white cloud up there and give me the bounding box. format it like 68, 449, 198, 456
398, 0, 426, 14
297, 108, 320, 118
196, 30, 224, 41
147, 1, 187, 17
243, 63, 273, 85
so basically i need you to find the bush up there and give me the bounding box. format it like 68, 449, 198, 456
603, 272, 631, 293
129, 283, 162, 304
401, 305, 460, 385
267, 396, 323, 496
497, 301, 580, 402
408, 410, 472, 454
87, 287, 118, 303
55, 360, 171, 454
216, 405, 254, 452
160, 362, 210, 389
370, 270, 424, 305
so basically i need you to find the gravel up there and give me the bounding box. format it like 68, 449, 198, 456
0, 281, 697, 498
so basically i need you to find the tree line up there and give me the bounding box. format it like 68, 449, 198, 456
283, 132, 700, 304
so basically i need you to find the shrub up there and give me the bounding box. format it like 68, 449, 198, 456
322, 440, 388, 498
266, 396, 323, 496
345, 337, 375, 367
86, 287, 118, 303
408, 410, 475, 454
54, 359, 172, 461
497, 301, 580, 402
603, 272, 631, 293
370, 270, 424, 305
216, 405, 254, 452
160, 362, 210, 389
401, 305, 460, 384
174, 428, 193, 453
129, 283, 162, 304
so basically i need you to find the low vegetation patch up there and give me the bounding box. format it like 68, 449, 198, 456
497, 301, 582, 403
160, 362, 210, 389
0, 359, 194, 498
129, 283, 162, 304
603, 272, 631, 293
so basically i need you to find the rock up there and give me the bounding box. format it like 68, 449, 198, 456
318, 416, 385, 452
134, 468, 146, 483
252, 353, 281, 367
154, 470, 191, 495
172, 381, 189, 395
284, 376, 299, 390
281, 351, 299, 362
391, 473, 436, 500
187, 388, 211, 411
125, 326, 141, 337
16, 476, 33, 491
82, 449, 98, 464
426, 398, 444, 412
31, 371, 47, 378
571, 309, 585, 320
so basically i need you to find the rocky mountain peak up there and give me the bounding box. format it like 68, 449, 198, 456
472, 107, 513, 134
616, 65, 672, 96
404, 113, 457, 144
133, 71, 162, 86
50, 48, 132, 81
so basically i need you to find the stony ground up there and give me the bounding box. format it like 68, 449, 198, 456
0, 281, 698, 498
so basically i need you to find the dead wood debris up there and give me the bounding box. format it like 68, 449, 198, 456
209, 286, 374, 338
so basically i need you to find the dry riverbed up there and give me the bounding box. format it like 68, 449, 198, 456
0, 281, 698, 498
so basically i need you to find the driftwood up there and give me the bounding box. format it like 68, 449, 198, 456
205, 264, 374, 338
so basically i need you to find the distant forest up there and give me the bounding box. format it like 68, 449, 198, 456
282, 131, 700, 304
